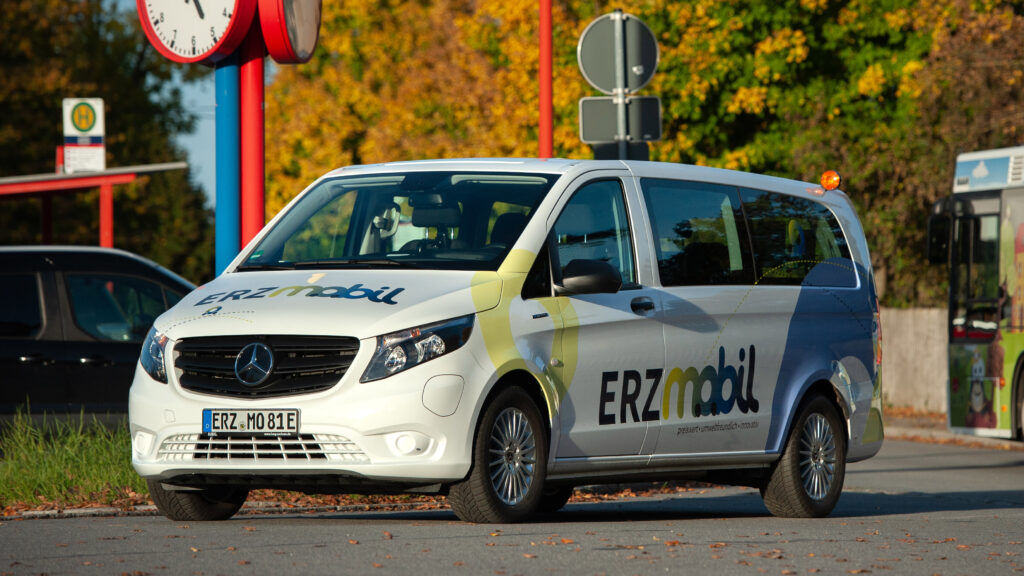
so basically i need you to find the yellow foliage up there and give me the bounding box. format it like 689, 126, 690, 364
857, 63, 886, 97
727, 86, 769, 115
754, 28, 809, 64
883, 9, 910, 30
800, 0, 828, 12
896, 60, 924, 100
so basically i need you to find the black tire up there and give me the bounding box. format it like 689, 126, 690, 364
1016, 382, 1024, 441
761, 395, 846, 518
448, 387, 548, 523
536, 485, 574, 513
147, 479, 248, 521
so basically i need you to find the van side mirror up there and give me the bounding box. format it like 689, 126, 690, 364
927, 214, 950, 265
555, 259, 622, 295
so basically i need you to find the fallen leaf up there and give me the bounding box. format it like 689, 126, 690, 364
238, 560, 250, 565
189, 547, 198, 553
709, 542, 727, 549
523, 553, 537, 559
847, 570, 872, 574
349, 540, 359, 545
383, 531, 393, 540
372, 563, 383, 569
226, 546, 236, 551
664, 540, 681, 547
243, 526, 257, 532
454, 562, 464, 566
561, 538, 574, 544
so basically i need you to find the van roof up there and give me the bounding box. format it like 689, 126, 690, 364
319, 158, 840, 199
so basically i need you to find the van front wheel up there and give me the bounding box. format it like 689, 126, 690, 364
761, 395, 846, 518
448, 387, 547, 523
147, 479, 248, 521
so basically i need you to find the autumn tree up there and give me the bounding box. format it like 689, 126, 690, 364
0, 0, 214, 282
264, 0, 1024, 306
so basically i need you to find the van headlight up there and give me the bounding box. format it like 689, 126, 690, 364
361, 315, 474, 382
140, 327, 171, 384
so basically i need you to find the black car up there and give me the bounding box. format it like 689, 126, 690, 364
0, 246, 195, 414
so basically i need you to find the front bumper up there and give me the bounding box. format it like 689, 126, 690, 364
129, 341, 490, 488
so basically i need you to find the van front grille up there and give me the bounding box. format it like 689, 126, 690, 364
157, 434, 368, 463
174, 335, 360, 398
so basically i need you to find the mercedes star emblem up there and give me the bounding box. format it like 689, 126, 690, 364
234, 342, 274, 386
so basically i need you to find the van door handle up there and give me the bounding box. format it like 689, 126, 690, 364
631, 297, 655, 315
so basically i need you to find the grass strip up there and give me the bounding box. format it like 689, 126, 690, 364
0, 411, 146, 509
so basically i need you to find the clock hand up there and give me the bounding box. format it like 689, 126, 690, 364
189, 0, 205, 19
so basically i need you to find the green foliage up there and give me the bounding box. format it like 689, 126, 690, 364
0, 0, 215, 283
0, 412, 144, 508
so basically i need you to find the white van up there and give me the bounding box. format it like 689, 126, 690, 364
130, 159, 883, 522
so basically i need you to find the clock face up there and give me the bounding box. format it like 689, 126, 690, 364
138, 0, 257, 64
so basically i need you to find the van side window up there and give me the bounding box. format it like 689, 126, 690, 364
640, 179, 754, 286
67, 275, 167, 342
740, 188, 854, 287
0, 274, 43, 338
553, 180, 637, 286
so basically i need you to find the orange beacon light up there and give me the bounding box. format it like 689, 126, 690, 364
821, 170, 842, 191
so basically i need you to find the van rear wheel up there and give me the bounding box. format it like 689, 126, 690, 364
147, 479, 248, 521
448, 387, 547, 523
761, 395, 846, 518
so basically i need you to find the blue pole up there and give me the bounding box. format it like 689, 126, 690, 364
215, 54, 241, 276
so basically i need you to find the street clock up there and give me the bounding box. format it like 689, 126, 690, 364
137, 0, 257, 64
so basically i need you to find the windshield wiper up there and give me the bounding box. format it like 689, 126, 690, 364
292, 258, 422, 269
235, 263, 296, 271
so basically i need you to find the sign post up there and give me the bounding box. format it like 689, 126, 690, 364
577, 11, 661, 160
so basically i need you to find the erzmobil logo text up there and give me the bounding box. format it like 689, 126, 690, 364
598, 346, 759, 425
194, 283, 405, 306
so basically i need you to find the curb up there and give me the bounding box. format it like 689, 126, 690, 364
885, 425, 1024, 451
6, 501, 447, 521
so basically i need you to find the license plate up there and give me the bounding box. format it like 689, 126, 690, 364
202, 409, 299, 436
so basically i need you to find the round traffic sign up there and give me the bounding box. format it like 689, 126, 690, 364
577, 12, 659, 95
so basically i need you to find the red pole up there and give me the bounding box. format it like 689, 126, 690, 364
539, 0, 553, 158
99, 182, 113, 247
240, 22, 266, 246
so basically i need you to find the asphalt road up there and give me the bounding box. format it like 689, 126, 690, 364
1, 439, 1021, 576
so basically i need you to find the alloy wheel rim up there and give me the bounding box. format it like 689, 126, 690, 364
798, 413, 837, 501
487, 407, 537, 506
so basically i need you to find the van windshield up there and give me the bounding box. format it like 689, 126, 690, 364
240, 171, 558, 271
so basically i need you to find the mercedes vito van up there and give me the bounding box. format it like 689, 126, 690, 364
129, 159, 883, 522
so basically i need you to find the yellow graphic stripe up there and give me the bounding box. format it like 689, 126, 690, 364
471, 249, 580, 419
